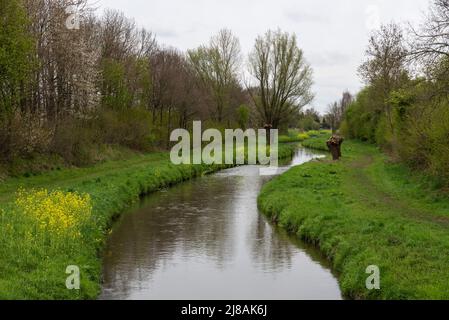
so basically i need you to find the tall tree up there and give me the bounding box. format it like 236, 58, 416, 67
0, 0, 35, 160
248, 29, 314, 129
0, 0, 34, 117
23, 0, 99, 121
358, 23, 408, 137
188, 29, 241, 122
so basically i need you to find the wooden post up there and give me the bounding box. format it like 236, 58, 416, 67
327, 135, 344, 160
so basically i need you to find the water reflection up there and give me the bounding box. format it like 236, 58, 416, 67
100, 147, 341, 300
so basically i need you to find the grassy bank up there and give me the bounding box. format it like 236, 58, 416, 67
259, 138, 449, 299
279, 129, 331, 143
0, 144, 295, 299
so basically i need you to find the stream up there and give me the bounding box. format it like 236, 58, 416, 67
100, 146, 342, 300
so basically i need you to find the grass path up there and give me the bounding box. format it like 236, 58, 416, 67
347, 155, 449, 227
259, 138, 449, 299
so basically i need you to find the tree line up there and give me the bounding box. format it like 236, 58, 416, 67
0, 0, 313, 169
340, 0, 449, 185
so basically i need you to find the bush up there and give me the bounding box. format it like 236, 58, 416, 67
298, 133, 310, 141
427, 106, 449, 182
408, 101, 449, 184
96, 108, 154, 151
51, 117, 97, 166
0, 113, 52, 161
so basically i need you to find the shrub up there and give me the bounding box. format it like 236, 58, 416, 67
0, 113, 52, 161
96, 108, 154, 151
424, 103, 449, 184
51, 117, 97, 166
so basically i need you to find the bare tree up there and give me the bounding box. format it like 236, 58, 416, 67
248, 29, 314, 130
99, 9, 138, 61
410, 0, 449, 64
409, 0, 449, 94
326, 91, 353, 133
326, 102, 339, 134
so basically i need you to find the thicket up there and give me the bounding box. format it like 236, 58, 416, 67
341, 0, 449, 186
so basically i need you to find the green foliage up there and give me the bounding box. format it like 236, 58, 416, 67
133, 58, 152, 109
345, 70, 449, 187
101, 58, 133, 110
306, 130, 321, 137
278, 130, 328, 143
0, 0, 34, 114
237, 104, 250, 130
259, 139, 449, 299
342, 88, 379, 143
397, 98, 449, 183
0, 0, 35, 163
301, 135, 329, 151
96, 108, 154, 151
50, 108, 156, 166
298, 109, 321, 131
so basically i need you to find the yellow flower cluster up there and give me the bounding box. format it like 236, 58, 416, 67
15, 188, 92, 238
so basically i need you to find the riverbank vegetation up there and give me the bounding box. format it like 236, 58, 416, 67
260, 0, 449, 299
259, 138, 449, 299
340, 0, 449, 187
279, 129, 330, 144
0, 143, 296, 299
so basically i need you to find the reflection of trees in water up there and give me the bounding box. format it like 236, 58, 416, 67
249, 212, 296, 273
223, 173, 297, 274
250, 206, 337, 277
101, 176, 237, 298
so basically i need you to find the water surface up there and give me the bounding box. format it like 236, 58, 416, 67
100, 147, 342, 300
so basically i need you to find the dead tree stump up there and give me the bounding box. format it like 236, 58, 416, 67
327, 135, 344, 160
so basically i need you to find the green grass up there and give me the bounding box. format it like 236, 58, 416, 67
300, 134, 330, 151
0, 144, 295, 299
279, 129, 330, 143
258, 138, 449, 299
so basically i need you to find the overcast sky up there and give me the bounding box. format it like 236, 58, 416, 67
96, 0, 430, 113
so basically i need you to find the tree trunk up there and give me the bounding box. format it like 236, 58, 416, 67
327, 135, 344, 160
264, 123, 273, 146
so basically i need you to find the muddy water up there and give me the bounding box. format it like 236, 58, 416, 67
100, 147, 342, 300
